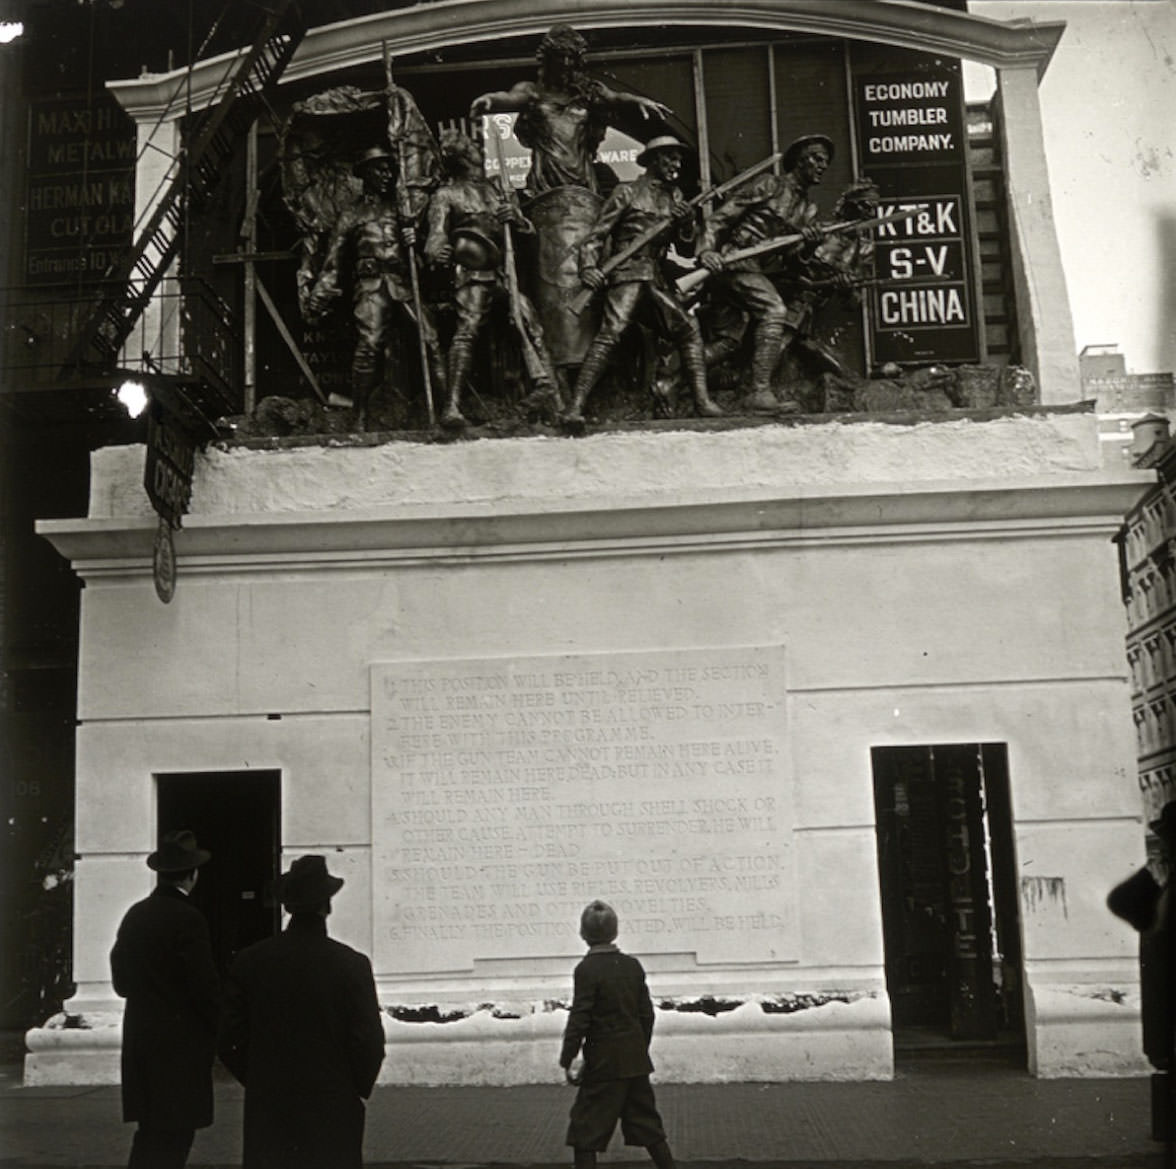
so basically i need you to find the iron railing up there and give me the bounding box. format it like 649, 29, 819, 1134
2, 277, 242, 418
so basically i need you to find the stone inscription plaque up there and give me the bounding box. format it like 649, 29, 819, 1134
371, 648, 793, 973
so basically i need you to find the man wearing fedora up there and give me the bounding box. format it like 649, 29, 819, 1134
561, 135, 723, 432
696, 133, 833, 413
219, 855, 385, 1169
110, 829, 220, 1169
307, 143, 446, 430
424, 128, 559, 429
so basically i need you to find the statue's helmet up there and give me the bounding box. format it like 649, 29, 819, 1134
781, 133, 835, 172
836, 177, 881, 216
636, 135, 691, 168
352, 145, 396, 176
451, 216, 503, 271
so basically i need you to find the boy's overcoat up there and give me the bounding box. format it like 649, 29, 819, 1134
560, 945, 656, 1082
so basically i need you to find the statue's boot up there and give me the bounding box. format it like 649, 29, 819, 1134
351, 365, 380, 432
441, 339, 472, 430
574, 1151, 597, 1169
519, 363, 563, 423
746, 320, 787, 412
426, 340, 450, 428
561, 340, 612, 433
682, 333, 723, 418
704, 333, 741, 368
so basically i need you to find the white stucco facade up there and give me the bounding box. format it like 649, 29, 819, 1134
30, 411, 1156, 1084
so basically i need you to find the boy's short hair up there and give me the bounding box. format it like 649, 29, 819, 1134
580, 899, 618, 944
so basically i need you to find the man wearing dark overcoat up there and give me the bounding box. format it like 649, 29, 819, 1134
218, 854, 386, 1169
1108, 800, 1176, 1155
110, 829, 219, 1169
559, 900, 677, 1169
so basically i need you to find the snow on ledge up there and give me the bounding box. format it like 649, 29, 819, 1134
86, 413, 1112, 521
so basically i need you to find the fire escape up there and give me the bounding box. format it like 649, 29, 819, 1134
61, 0, 307, 432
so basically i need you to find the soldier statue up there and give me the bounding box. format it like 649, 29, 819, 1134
306, 144, 446, 429
424, 129, 559, 429
561, 136, 723, 432
772, 176, 880, 382
697, 134, 833, 413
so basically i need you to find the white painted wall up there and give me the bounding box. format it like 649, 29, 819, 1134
31, 416, 1156, 1083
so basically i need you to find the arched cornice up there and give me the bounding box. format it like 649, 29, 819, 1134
108, 0, 1064, 121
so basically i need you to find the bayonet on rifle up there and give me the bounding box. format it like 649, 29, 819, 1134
568, 151, 783, 315
675, 205, 916, 297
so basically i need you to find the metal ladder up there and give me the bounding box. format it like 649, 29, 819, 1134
62, 0, 306, 377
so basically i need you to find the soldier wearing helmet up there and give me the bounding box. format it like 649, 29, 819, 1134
697, 133, 834, 413
562, 135, 723, 431
308, 143, 446, 429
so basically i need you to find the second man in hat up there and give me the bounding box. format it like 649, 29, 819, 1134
218, 855, 385, 1169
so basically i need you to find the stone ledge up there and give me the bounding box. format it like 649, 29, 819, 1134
1024, 983, 1151, 1078
84, 412, 1118, 524
24, 995, 891, 1086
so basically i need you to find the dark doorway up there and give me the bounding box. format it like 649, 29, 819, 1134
871, 744, 1024, 1064
156, 771, 281, 981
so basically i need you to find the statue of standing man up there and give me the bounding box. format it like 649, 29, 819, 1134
307, 144, 446, 430
469, 24, 674, 378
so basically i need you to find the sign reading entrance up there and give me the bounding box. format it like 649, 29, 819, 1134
371, 647, 793, 974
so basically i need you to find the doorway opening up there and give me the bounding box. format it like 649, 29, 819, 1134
156, 771, 281, 981
871, 743, 1024, 1065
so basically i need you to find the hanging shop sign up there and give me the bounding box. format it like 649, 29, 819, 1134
24, 94, 136, 286
144, 401, 195, 531
853, 63, 980, 366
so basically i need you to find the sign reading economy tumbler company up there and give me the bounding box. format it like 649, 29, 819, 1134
853, 65, 980, 365
371, 647, 794, 975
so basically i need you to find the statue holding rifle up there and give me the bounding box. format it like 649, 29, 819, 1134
695, 133, 833, 414
424, 129, 560, 429
561, 136, 723, 433
772, 177, 881, 383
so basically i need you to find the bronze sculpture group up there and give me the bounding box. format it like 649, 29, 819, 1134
281, 24, 891, 436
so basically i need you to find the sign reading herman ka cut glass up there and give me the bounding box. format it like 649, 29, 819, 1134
371, 647, 793, 974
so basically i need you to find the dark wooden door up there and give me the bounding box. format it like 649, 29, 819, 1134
157, 770, 280, 980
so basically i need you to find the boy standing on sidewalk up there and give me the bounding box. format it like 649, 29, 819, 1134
559, 900, 677, 1169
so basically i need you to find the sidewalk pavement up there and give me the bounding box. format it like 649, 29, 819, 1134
0, 1058, 1169, 1169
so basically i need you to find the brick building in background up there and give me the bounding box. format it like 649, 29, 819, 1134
1084, 345, 1176, 466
